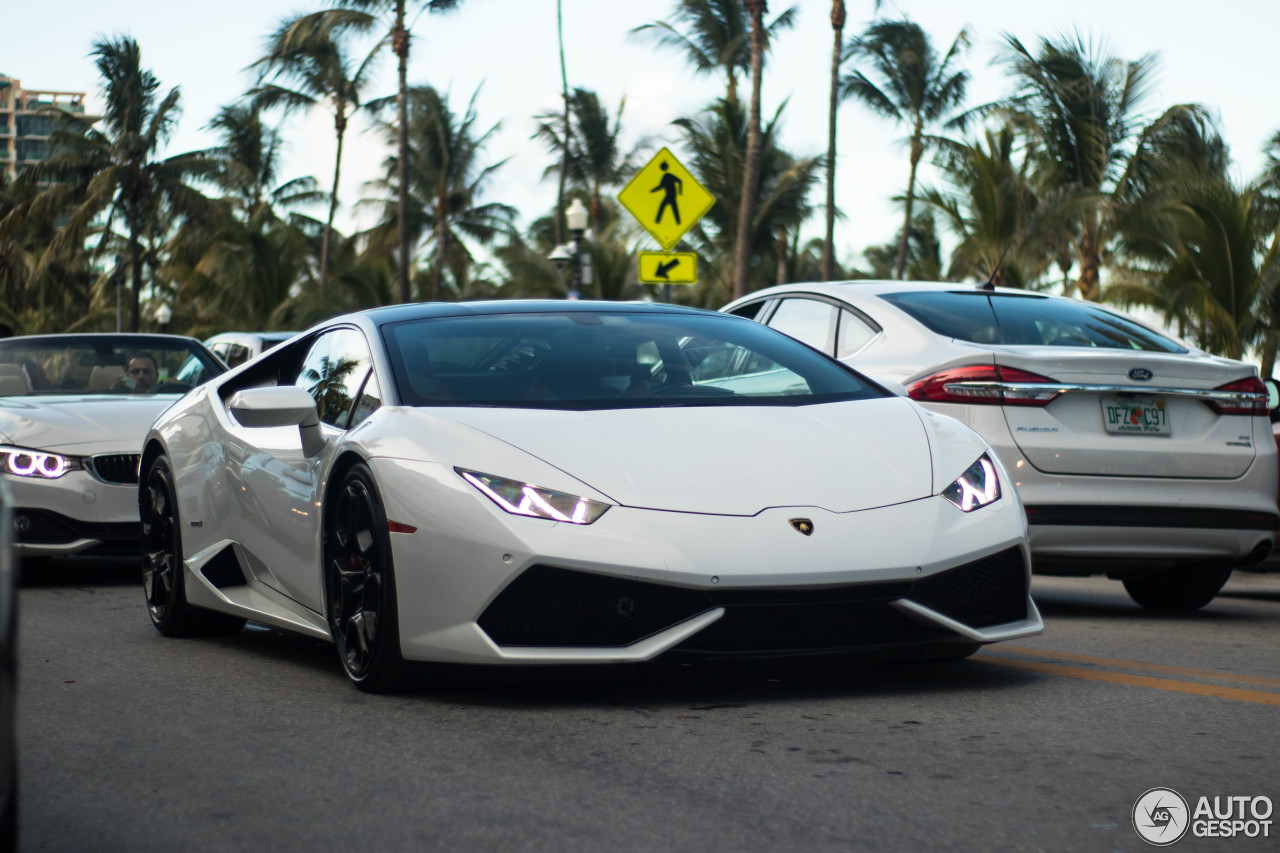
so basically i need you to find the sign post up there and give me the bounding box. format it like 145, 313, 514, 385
618, 147, 715, 294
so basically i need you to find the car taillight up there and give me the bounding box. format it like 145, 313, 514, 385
907, 365, 1061, 407
1207, 377, 1268, 416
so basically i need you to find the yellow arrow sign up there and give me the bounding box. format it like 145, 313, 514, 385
638, 252, 698, 285
618, 147, 715, 250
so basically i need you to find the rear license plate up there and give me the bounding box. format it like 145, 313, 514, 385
1102, 396, 1169, 435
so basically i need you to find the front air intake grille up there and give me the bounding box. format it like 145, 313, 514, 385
12, 508, 140, 554
479, 566, 708, 647
480, 566, 929, 651
907, 546, 1028, 628
88, 453, 141, 485
672, 599, 948, 654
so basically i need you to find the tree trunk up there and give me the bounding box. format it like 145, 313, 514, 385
555, 0, 569, 246
433, 196, 446, 301
732, 0, 768, 301
1077, 211, 1100, 301
894, 125, 923, 280
394, 1, 411, 304
320, 112, 346, 296
128, 214, 142, 333
776, 231, 788, 285
1260, 333, 1276, 379
822, 0, 845, 282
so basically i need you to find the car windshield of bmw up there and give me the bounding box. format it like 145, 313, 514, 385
0, 335, 223, 397
879, 290, 1187, 352
382, 310, 884, 409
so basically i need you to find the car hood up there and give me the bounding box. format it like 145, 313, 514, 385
434, 397, 935, 515
0, 394, 180, 454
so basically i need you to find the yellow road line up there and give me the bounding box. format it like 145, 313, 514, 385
992, 645, 1280, 689
981, 657, 1280, 707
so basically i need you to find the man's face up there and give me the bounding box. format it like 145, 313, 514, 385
127, 357, 158, 390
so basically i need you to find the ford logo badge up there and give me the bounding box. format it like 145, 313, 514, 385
1129, 368, 1153, 381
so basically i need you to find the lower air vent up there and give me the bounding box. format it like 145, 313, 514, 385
907, 546, 1028, 628
199, 545, 247, 589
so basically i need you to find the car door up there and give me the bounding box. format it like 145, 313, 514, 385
228, 328, 375, 612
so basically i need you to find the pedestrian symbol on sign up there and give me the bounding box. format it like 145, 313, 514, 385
652, 161, 682, 225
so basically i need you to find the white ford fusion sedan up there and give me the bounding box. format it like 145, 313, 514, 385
0, 334, 225, 566
141, 301, 1042, 691
721, 281, 1279, 610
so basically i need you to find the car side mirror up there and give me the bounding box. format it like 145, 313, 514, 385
227, 386, 327, 457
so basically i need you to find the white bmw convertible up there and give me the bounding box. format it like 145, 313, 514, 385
0, 334, 224, 566
142, 302, 1042, 690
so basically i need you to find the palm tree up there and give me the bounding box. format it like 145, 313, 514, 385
630, 0, 796, 105
1111, 174, 1280, 363
998, 32, 1156, 300
366, 86, 515, 301
252, 14, 381, 293
199, 102, 324, 220
20, 36, 215, 331
731, 0, 769, 301
822, 1, 846, 282
314, 0, 465, 304
674, 98, 823, 305
918, 125, 1089, 288
842, 17, 970, 280
535, 88, 649, 228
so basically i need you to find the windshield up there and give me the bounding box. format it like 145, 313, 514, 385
382, 310, 883, 410
0, 335, 224, 398
880, 290, 1187, 352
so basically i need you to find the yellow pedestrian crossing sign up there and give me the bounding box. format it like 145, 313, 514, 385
618, 147, 715, 250
638, 252, 697, 285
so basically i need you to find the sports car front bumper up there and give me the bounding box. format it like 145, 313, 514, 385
374, 458, 1043, 665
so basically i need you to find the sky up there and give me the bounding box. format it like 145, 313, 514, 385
6, 0, 1280, 272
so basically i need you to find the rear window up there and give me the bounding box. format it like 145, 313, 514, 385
880, 291, 1186, 353
381, 311, 884, 410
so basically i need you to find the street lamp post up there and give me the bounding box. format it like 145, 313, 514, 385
154, 303, 172, 334
566, 198, 589, 300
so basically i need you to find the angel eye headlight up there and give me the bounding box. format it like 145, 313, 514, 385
941, 453, 1001, 512
457, 468, 612, 525
0, 446, 84, 479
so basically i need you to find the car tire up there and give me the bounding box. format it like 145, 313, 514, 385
1122, 564, 1233, 611
141, 456, 246, 637
323, 463, 408, 693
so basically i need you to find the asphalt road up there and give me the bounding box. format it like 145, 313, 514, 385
15, 559, 1280, 852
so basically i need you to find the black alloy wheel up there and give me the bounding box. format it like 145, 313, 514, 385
141, 457, 245, 636
324, 463, 407, 692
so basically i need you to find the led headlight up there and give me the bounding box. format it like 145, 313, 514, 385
941, 453, 1001, 512
457, 468, 611, 524
0, 445, 84, 479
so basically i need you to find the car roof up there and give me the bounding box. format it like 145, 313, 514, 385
731, 280, 1047, 302
354, 300, 718, 327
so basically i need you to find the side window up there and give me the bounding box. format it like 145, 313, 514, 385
295, 328, 373, 429
225, 344, 251, 368
349, 373, 382, 429
727, 300, 769, 321
766, 298, 836, 354
836, 309, 878, 358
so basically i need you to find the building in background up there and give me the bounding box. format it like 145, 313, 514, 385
0, 74, 96, 181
